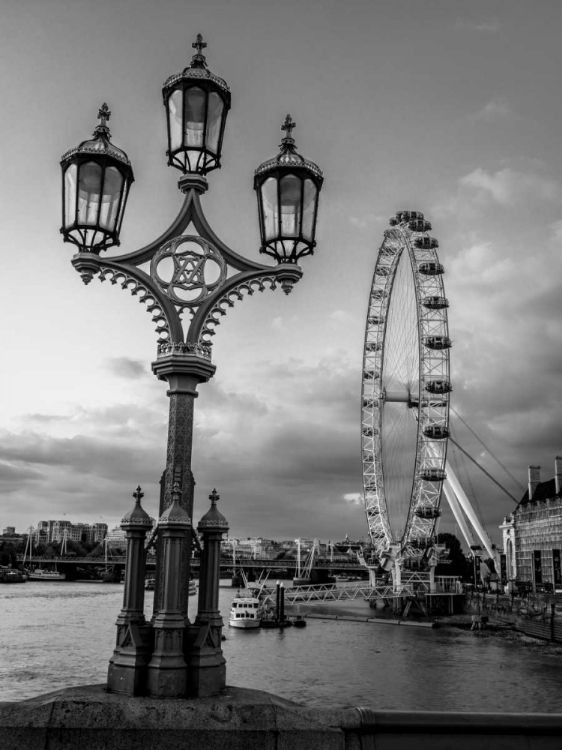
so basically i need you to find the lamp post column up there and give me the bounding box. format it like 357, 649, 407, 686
151, 349, 216, 626
146, 481, 192, 698
187, 489, 229, 697
107, 486, 153, 695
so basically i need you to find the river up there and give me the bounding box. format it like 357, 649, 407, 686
1, 581, 561, 711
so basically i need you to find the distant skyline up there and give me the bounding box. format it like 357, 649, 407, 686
1, 0, 561, 547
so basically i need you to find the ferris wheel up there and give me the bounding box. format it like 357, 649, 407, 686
361, 210, 451, 566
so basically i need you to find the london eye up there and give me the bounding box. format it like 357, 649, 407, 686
361, 210, 451, 568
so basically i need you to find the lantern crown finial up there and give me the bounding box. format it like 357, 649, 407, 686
191, 33, 208, 68
280, 115, 296, 148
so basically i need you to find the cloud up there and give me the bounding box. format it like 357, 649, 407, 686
459, 168, 561, 206
344, 493, 362, 505
455, 18, 501, 34
348, 213, 385, 230
434, 167, 562, 217
475, 98, 511, 122
104, 357, 147, 379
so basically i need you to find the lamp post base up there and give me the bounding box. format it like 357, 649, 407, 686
186, 617, 226, 697
107, 622, 153, 696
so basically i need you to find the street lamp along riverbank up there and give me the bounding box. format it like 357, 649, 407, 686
59, 35, 323, 698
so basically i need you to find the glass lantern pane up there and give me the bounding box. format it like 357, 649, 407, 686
261, 177, 278, 241
280, 174, 301, 237
169, 89, 183, 151
99, 166, 124, 231
78, 161, 102, 226
205, 92, 224, 154
184, 87, 205, 147
64, 163, 77, 228
301, 178, 317, 241
116, 180, 129, 236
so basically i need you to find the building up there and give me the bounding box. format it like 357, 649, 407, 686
105, 526, 127, 548
34, 520, 108, 545
500, 457, 562, 591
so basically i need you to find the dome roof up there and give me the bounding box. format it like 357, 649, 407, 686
162, 34, 230, 99
121, 486, 153, 527
159, 481, 191, 526
198, 489, 228, 531
254, 115, 323, 183
60, 103, 133, 170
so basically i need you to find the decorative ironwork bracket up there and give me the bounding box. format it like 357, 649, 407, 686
71, 179, 303, 357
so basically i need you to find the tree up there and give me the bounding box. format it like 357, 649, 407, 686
435, 532, 471, 579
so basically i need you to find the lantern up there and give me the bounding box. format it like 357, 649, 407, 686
254, 115, 323, 263
162, 34, 231, 175
60, 104, 134, 253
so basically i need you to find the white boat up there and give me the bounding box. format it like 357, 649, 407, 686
28, 569, 65, 581
229, 594, 262, 629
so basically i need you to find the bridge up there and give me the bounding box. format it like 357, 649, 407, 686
257, 575, 462, 605
16, 554, 368, 574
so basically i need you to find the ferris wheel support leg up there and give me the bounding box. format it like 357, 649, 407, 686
441, 479, 475, 552
444, 461, 495, 559
391, 560, 401, 593
429, 565, 436, 593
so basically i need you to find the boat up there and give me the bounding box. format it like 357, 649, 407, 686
229, 593, 263, 629
288, 615, 307, 628
28, 569, 65, 581
0, 569, 26, 584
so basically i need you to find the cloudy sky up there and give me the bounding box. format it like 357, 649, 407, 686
1, 0, 560, 547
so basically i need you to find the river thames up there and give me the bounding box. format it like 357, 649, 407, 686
2, 581, 562, 712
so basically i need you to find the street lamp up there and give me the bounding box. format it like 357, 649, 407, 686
59, 35, 323, 699
60, 103, 134, 253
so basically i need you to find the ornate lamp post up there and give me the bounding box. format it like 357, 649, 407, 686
59, 35, 323, 698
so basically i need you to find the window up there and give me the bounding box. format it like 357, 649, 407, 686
533, 550, 542, 586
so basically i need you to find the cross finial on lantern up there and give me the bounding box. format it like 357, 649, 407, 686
133, 485, 144, 504
98, 103, 111, 127
281, 114, 296, 139
191, 33, 208, 68
94, 103, 111, 137
192, 33, 207, 55
209, 488, 220, 505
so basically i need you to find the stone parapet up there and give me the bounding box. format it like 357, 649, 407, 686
1, 684, 562, 750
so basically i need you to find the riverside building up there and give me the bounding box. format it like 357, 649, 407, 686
500, 456, 562, 591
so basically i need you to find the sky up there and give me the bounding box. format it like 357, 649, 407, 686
0, 0, 561, 547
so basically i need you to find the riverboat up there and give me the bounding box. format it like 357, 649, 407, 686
28, 569, 65, 581
229, 594, 263, 629
0, 569, 26, 583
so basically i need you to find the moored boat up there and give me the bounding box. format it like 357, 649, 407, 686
0, 569, 26, 583
229, 594, 262, 629
28, 569, 65, 581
